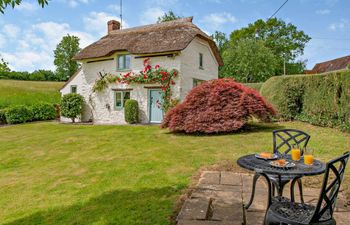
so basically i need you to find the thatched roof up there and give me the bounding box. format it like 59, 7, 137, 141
312, 55, 350, 73
73, 17, 223, 66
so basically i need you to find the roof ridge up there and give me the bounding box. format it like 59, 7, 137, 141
108, 17, 194, 35
314, 55, 350, 65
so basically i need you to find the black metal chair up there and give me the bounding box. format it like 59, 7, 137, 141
264, 151, 350, 225
245, 129, 310, 209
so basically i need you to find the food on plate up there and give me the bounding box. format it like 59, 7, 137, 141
260, 152, 272, 159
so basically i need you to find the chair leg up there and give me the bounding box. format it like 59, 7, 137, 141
297, 179, 304, 204
290, 177, 303, 203
244, 173, 260, 209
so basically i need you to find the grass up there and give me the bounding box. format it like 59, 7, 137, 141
0, 80, 64, 109
0, 121, 349, 224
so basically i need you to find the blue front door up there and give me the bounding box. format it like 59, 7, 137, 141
149, 90, 163, 123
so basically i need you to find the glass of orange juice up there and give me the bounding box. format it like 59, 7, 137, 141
291, 144, 301, 161
304, 148, 314, 166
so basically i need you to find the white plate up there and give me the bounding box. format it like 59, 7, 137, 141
255, 153, 278, 160
269, 161, 295, 168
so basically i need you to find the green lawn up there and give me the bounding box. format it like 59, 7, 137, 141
0, 80, 64, 109
0, 121, 349, 225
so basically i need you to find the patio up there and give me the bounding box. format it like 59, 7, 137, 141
176, 171, 350, 225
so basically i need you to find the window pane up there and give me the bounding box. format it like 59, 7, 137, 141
71, 85, 77, 93
123, 91, 130, 106
118, 56, 125, 70
116, 92, 122, 107
125, 55, 131, 69
199, 53, 203, 68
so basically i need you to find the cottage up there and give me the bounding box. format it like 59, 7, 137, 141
60, 17, 223, 124
305, 55, 350, 74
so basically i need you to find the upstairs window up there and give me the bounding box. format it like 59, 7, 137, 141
70, 85, 77, 93
117, 54, 131, 71
115, 91, 131, 109
199, 53, 203, 69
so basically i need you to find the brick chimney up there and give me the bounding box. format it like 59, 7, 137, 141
107, 20, 120, 34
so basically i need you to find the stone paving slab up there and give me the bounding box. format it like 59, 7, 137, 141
176, 171, 350, 225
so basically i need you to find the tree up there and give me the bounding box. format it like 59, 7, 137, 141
220, 39, 278, 82
211, 31, 228, 54
161, 78, 276, 134
157, 11, 181, 23
54, 34, 80, 81
61, 93, 84, 123
0, 55, 10, 72
0, 0, 48, 13
228, 18, 311, 75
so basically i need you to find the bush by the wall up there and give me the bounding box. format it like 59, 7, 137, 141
5, 105, 33, 124
30, 103, 56, 121
124, 99, 139, 124
260, 70, 350, 131
0, 109, 6, 124
61, 93, 84, 123
161, 78, 276, 133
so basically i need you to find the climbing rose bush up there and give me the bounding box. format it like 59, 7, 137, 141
161, 78, 276, 133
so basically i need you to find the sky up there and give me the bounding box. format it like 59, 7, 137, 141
0, 0, 349, 72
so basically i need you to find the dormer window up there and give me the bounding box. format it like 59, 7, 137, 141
117, 54, 131, 71
199, 53, 203, 69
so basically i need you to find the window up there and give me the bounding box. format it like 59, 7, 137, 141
199, 53, 203, 69
70, 85, 77, 93
193, 79, 205, 87
117, 54, 131, 71
115, 91, 130, 109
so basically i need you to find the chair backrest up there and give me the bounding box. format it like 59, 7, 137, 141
311, 151, 350, 223
273, 129, 311, 154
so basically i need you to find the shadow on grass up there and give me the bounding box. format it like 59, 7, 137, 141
5, 186, 180, 225
163, 122, 285, 137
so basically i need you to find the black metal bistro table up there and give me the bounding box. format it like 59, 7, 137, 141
237, 154, 326, 208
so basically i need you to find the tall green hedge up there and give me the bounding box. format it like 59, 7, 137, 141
260, 70, 350, 131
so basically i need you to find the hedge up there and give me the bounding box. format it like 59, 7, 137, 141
124, 99, 139, 124
5, 105, 33, 124
30, 103, 56, 121
243, 82, 263, 92
0, 109, 6, 124
60, 93, 84, 123
1, 103, 57, 125
260, 70, 350, 131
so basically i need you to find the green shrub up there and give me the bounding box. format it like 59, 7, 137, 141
60, 93, 84, 123
30, 103, 56, 121
124, 99, 139, 124
0, 109, 6, 124
5, 105, 33, 124
243, 83, 263, 92
260, 71, 350, 131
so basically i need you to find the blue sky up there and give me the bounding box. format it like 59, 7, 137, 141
0, 0, 349, 72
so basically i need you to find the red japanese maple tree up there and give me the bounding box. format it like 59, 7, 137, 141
161, 78, 276, 133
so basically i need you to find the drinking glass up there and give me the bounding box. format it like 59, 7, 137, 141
291, 144, 301, 161
304, 148, 314, 166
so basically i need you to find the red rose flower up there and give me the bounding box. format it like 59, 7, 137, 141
155, 65, 160, 69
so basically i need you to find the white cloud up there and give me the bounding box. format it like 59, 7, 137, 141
0, 34, 6, 48
328, 19, 349, 31
2, 51, 53, 71
149, 0, 178, 6
316, 9, 331, 15
200, 12, 237, 30
107, 4, 120, 13
83, 11, 127, 35
15, 2, 37, 11
1, 21, 97, 72
2, 24, 20, 38
66, 0, 92, 8
140, 7, 165, 25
